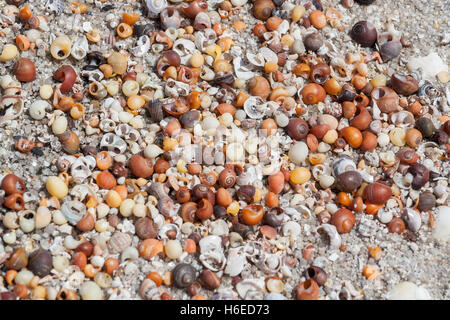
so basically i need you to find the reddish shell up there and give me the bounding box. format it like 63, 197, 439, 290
268, 171, 284, 194
360, 131, 377, 152
296, 279, 319, 300
340, 126, 363, 148
241, 204, 264, 226
363, 182, 392, 204
1, 174, 26, 195
300, 83, 326, 105
350, 106, 371, 130
128, 155, 154, 178
96, 171, 117, 190
330, 208, 356, 234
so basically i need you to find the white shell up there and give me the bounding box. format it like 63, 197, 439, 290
71, 36, 88, 60
131, 36, 150, 57
224, 247, 246, 276
243, 96, 266, 119
144, 0, 168, 18
403, 208, 422, 232
233, 57, 255, 80
433, 206, 450, 242
316, 224, 341, 250
388, 282, 431, 300
236, 278, 265, 300
288, 141, 308, 165
258, 47, 278, 63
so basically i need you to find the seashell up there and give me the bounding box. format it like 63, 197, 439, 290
109, 232, 132, 254
246, 53, 265, 67
434, 186, 448, 205
70, 156, 96, 183
380, 40, 402, 62
140, 278, 160, 300
402, 208, 422, 233
332, 155, 356, 177
371, 87, 400, 114
199, 250, 226, 271
330, 57, 353, 82
145, 99, 164, 123
388, 282, 432, 300
131, 36, 150, 57
393, 172, 413, 190
0, 95, 24, 124
158, 223, 181, 240
71, 36, 89, 60
236, 278, 265, 300
61, 200, 86, 225
100, 133, 127, 156
50, 35, 72, 60
316, 224, 341, 250
199, 235, 222, 253
390, 111, 415, 127
173, 39, 196, 65
160, 7, 181, 30
164, 78, 190, 97
45, 0, 63, 15
233, 57, 255, 80
254, 253, 282, 274
377, 208, 393, 224
243, 96, 266, 119
224, 247, 246, 276
193, 12, 211, 31
144, 0, 168, 18
81, 69, 104, 83
180, 0, 208, 19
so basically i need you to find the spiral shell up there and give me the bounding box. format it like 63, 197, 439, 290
108, 232, 132, 254
50, 35, 72, 60
144, 0, 168, 18
172, 263, 197, 288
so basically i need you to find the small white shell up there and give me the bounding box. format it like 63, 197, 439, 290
243, 96, 266, 119
388, 282, 432, 300
258, 47, 278, 63
433, 206, 450, 242
236, 278, 265, 300
29, 100, 50, 120
377, 208, 393, 224
402, 208, 422, 233
131, 36, 150, 57
316, 224, 341, 250
144, 0, 168, 18
224, 247, 246, 276
71, 36, 89, 60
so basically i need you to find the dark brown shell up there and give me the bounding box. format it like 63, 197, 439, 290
135, 217, 157, 240
408, 163, 429, 190
417, 192, 436, 212
350, 21, 377, 47
391, 73, 419, 96
28, 249, 52, 277
336, 170, 362, 192
172, 263, 197, 288
145, 100, 164, 123
287, 118, 309, 140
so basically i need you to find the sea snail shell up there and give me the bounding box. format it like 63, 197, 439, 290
50, 35, 72, 60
